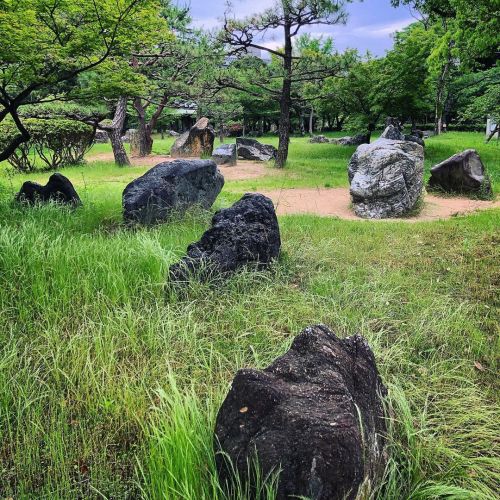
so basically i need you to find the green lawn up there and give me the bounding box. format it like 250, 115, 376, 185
0, 132, 498, 499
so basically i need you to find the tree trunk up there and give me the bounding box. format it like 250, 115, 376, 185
298, 108, 305, 136
100, 96, 130, 166
276, 21, 292, 168
133, 98, 153, 156
308, 107, 314, 135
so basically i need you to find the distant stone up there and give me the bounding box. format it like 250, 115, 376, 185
411, 129, 424, 139
330, 134, 370, 146
16, 173, 81, 206
380, 124, 405, 141
170, 117, 215, 158
422, 130, 435, 139
309, 135, 329, 144
123, 159, 224, 224
168, 130, 180, 137
236, 137, 277, 161
94, 130, 109, 143
405, 134, 425, 147
121, 128, 136, 143
348, 138, 424, 218
212, 143, 237, 166
169, 193, 280, 282
215, 324, 388, 500
429, 149, 492, 196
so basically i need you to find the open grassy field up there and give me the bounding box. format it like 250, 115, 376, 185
0, 132, 499, 498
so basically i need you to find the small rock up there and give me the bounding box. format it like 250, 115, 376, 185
236, 138, 277, 161
215, 324, 388, 500
93, 130, 109, 143
169, 193, 280, 282
330, 134, 370, 146
171, 117, 215, 158
212, 143, 237, 166
123, 159, 223, 224
16, 173, 81, 206
309, 135, 329, 144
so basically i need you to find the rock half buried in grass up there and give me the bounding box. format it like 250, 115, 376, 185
214, 324, 388, 500
236, 137, 277, 161
123, 159, 224, 224
428, 149, 492, 197
170, 117, 215, 158
16, 173, 81, 206
169, 193, 280, 282
348, 138, 424, 218
212, 143, 237, 166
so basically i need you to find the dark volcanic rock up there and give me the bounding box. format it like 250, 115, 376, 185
16, 173, 81, 206
380, 124, 405, 141
123, 159, 224, 224
170, 117, 215, 158
331, 133, 370, 146
428, 149, 492, 196
169, 193, 280, 282
236, 137, 277, 161
212, 143, 237, 166
348, 138, 424, 218
404, 134, 425, 147
215, 324, 388, 500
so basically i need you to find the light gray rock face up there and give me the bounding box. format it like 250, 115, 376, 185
330, 134, 370, 146
236, 137, 277, 161
170, 117, 215, 158
309, 135, 329, 144
123, 159, 224, 224
380, 125, 405, 141
212, 143, 237, 166
348, 139, 424, 219
429, 149, 492, 196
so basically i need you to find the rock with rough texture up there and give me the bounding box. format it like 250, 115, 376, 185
16, 173, 81, 206
309, 135, 329, 144
331, 134, 370, 146
236, 137, 277, 161
168, 130, 180, 137
169, 193, 280, 282
212, 143, 237, 166
123, 159, 224, 224
170, 117, 215, 158
348, 138, 424, 218
428, 149, 492, 196
121, 128, 136, 143
380, 124, 405, 141
215, 324, 388, 500
405, 134, 425, 147
94, 130, 109, 143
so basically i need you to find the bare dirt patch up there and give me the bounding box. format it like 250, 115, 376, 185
261, 188, 500, 222
87, 152, 271, 181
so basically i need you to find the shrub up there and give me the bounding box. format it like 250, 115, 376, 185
0, 118, 94, 172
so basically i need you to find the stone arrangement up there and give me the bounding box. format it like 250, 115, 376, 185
348, 138, 424, 218
309, 135, 330, 143
123, 159, 224, 224
215, 324, 388, 500
169, 193, 281, 282
212, 143, 237, 166
16, 173, 81, 206
429, 149, 492, 196
170, 117, 215, 158
236, 137, 277, 161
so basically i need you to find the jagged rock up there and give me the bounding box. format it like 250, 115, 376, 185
236, 138, 277, 161
348, 138, 424, 218
212, 143, 237, 166
330, 134, 370, 146
170, 117, 215, 158
380, 124, 405, 141
16, 173, 81, 206
309, 135, 329, 144
169, 193, 280, 282
405, 134, 425, 147
123, 159, 224, 224
429, 149, 492, 196
94, 130, 109, 143
215, 324, 388, 500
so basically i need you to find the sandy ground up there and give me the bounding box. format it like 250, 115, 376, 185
261, 188, 500, 222
87, 152, 270, 181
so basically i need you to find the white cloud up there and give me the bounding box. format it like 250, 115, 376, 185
352, 18, 414, 38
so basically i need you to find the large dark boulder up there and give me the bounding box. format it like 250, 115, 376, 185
212, 143, 237, 166
236, 138, 277, 161
330, 134, 370, 146
428, 149, 492, 196
169, 193, 280, 282
123, 159, 224, 224
16, 173, 81, 206
215, 324, 388, 500
170, 117, 215, 158
404, 134, 425, 147
348, 138, 424, 218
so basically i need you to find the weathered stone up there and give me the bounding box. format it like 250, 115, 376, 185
429, 149, 492, 196
121, 128, 136, 143
404, 134, 425, 147
16, 173, 81, 206
94, 130, 109, 143
169, 193, 280, 282
236, 137, 277, 161
348, 138, 424, 218
309, 135, 329, 144
215, 324, 388, 500
212, 143, 237, 166
168, 130, 180, 137
411, 129, 424, 139
170, 117, 215, 158
330, 134, 370, 146
123, 159, 224, 224
380, 124, 405, 141
422, 130, 435, 138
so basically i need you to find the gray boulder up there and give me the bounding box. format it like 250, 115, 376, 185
380, 124, 405, 141
429, 149, 492, 196
168, 130, 180, 137
212, 143, 237, 166
170, 117, 215, 158
215, 324, 388, 500
348, 138, 424, 218
123, 159, 224, 224
309, 135, 329, 144
405, 134, 425, 147
94, 130, 109, 143
236, 137, 277, 161
121, 128, 136, 143
331, 134, 370, 146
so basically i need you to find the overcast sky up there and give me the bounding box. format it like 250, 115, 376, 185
187, 0, 417, 56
